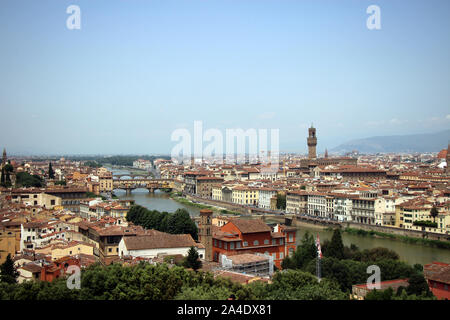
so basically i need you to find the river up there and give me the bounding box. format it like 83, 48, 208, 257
111, 168, 450, 265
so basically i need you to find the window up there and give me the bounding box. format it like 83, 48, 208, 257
224, 243, 227, 250
236, 242, 241, 249
280, 252, 284, 259
264, 239, 269, 245
279, 239, 284, 245
243, 241, 248, 247
272, 239, 277, 245
230, 242, 234, 250
108, 248, 112, 253
289, 233, 294, 242
253, 240, 259, 246
218, 241, 222, 248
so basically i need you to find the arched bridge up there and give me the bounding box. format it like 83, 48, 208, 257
113, 174, 153, 180
113, 179, 174, 193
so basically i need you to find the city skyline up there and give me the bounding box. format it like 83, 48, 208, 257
1, 0, 450, 155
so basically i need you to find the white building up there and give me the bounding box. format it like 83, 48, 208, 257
118, 231, 205, 260
374, 197, 396, 226
307, 192, 328, 217
258, 188, 277, 209
332, 195, 354, 222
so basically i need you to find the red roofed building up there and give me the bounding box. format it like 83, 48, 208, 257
40, 254, 96, 282
437, 149, 447, 159
211, 219, 296, 269
352, 279, 410, 300
424, 262, 450, 300
40, 256, 80, 282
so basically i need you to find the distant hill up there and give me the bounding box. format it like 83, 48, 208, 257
331, 130, 450, 154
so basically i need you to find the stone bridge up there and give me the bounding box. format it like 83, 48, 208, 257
113, 179, 174, 193
113, 174, 153, 180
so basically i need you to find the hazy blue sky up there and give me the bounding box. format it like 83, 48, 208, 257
1, 0, 449, 155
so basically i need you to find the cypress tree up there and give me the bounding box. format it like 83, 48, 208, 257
48, 162, 55, 179
0, 254, 20, 284
327, 228, 345, 260
183, 246, 202, 271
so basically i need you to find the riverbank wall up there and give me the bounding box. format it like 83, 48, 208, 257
343, 222, 450, 242
184, 194, 252, 215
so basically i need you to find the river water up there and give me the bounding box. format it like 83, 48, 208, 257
111, 168, 450, 265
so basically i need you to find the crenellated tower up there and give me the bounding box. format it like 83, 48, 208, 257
307, 125, 317, 159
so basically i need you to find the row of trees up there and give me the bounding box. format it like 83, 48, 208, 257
0, 259, 347, 300
15, 172, 43, 187
126, 205, 198, 240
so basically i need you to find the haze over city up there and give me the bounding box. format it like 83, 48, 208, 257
1, 0, 449, 155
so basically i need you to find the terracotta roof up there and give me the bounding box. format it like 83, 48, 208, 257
424, 262, 450, 285
228, 219, 271, 234
20, 263, 43, 273
123, 233, 198, 250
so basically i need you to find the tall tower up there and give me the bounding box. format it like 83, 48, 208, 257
307, 125, 317, 159
198, 209, 213, 262
2, 148, 6, 166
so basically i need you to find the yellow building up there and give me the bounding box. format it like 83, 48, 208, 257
10, 190, 61, 209
99, 172, 113, 193
212, 186, 223, 201
0, 228, 17, 263
231, 186, 259, 206
396, 199, 450, 234
50, 241, 95, 260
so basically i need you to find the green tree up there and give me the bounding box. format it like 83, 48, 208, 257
0, 254, 20, 284
48, 162, 55, 179
166, 209, 198, 240
175, 285, 233, 300
281, 232, 317, 270
365, 287, 394, 300
430, 206, 438, 223
353, 247, 399, 262
15, 172, 43, 187
276, 193, 286, 210
406, 273, 431, 296
183, 246, 202, 271
3, 163, 13, 173
326, 228, 345, 260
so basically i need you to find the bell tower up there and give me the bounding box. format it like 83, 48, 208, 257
2, 148, 6, 166
198, 209, 213, 261
307, 125, 317, 159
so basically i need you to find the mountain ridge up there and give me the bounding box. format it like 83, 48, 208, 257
331, 129, 450, 154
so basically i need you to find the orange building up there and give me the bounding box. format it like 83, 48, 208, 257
424, 262, 450, 300
40, 256, 80, 282
211, 219, 296, 269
